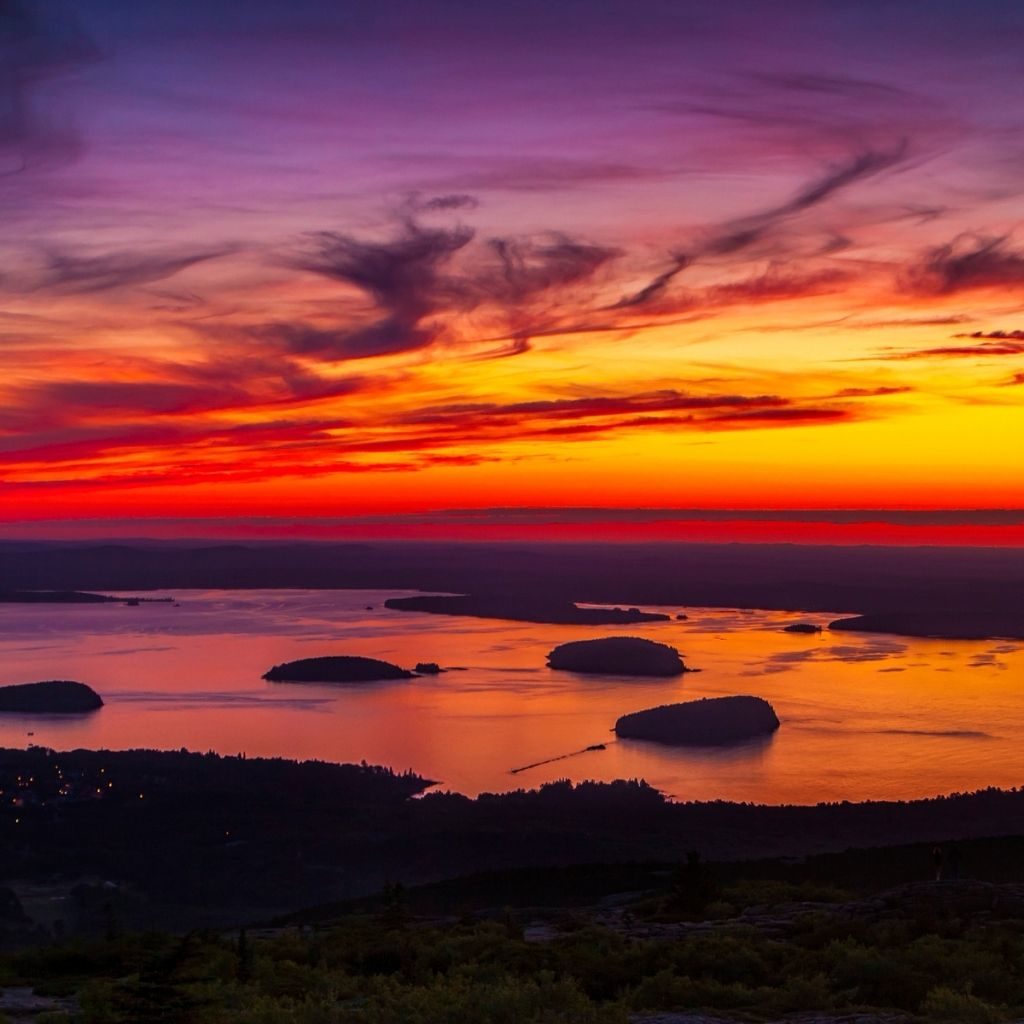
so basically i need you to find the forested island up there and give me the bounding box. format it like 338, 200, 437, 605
547, 637, 687, 676
615, 696, 780, 745
262, 656, 414, 683
0, 681, 103, 713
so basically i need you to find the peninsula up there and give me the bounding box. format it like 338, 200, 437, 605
384, 593, 670, 625
830, 610, 1024, 641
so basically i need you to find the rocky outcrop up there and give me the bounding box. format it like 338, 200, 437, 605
414, 662, 444, 674
547, 637, 687, 676
783, 622, 822, 634
0, 680, 103, 713
263, 656, 414, 683
615, 695, 780, 745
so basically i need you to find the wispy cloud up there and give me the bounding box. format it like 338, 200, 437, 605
612, 147, 905, 309
877, 331, 1024, 360
904, 236, 1024, 295
26, 245, 234, 294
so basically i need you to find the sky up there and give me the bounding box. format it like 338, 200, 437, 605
2, 0, 1024, 538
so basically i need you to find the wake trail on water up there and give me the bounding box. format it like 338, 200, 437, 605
509, 742, 611, 775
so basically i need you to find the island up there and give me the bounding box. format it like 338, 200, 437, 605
0, 680, 104, 713
783, 622, 822, 634
384, 594, 669, 625
262, 656, 414, 683
414, 662, 444, 674
547, 636, 687, 676
615, 695, 780, 745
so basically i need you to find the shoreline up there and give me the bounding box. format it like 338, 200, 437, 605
0, 540, 1021, 641
2, 744, 1023, 932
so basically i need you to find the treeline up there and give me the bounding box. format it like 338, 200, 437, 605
4, 747, 1024, 930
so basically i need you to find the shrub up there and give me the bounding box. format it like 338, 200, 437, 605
920, 986, 1006, 1023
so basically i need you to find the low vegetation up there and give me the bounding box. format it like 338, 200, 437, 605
4, 858, 1024, 1023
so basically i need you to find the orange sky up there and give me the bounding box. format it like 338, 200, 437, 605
2, 1, 1023, 532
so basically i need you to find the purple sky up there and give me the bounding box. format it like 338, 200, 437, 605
2, 1, 1024, 528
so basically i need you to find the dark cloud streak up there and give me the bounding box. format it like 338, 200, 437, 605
31, 245, 234, 294
613, 146, 906, 309
288, 218, 474, 359
905, 236, 1024, 295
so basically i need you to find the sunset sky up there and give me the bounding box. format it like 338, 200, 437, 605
3, 0, 1024, 537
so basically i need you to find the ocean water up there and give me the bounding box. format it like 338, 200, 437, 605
0, 589, 1020, 804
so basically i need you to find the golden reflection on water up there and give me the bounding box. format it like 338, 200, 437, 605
0, 589, 1020, 804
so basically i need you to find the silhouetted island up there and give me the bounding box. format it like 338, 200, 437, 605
615, 695, 780, 745
263, 656, 414, 683
547, 636, 687, 676
384, 593, 669, 625
0, 681, 103, 713
783, 622, 822, 633
414, 662, 444, 674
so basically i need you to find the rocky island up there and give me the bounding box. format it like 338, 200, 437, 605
384, 594, 669, 625
0, 681, 104, 713
263, 656, 414, 683
615, 695, 780, 745
783, 622, 822, 634
547, 636, 687, 676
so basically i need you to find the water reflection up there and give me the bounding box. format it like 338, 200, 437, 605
0, 589, 1020, 803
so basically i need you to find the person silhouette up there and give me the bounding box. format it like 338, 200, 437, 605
932, 845, 944, 882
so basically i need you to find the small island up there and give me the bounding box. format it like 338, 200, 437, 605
414, 662, 444, 674
547, 636, 687, 676
384, 594, 669, 625
615, 695, 780, 745
783, 622, 822, 634
0, 681, 104, 714
263, 656, 414, 683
